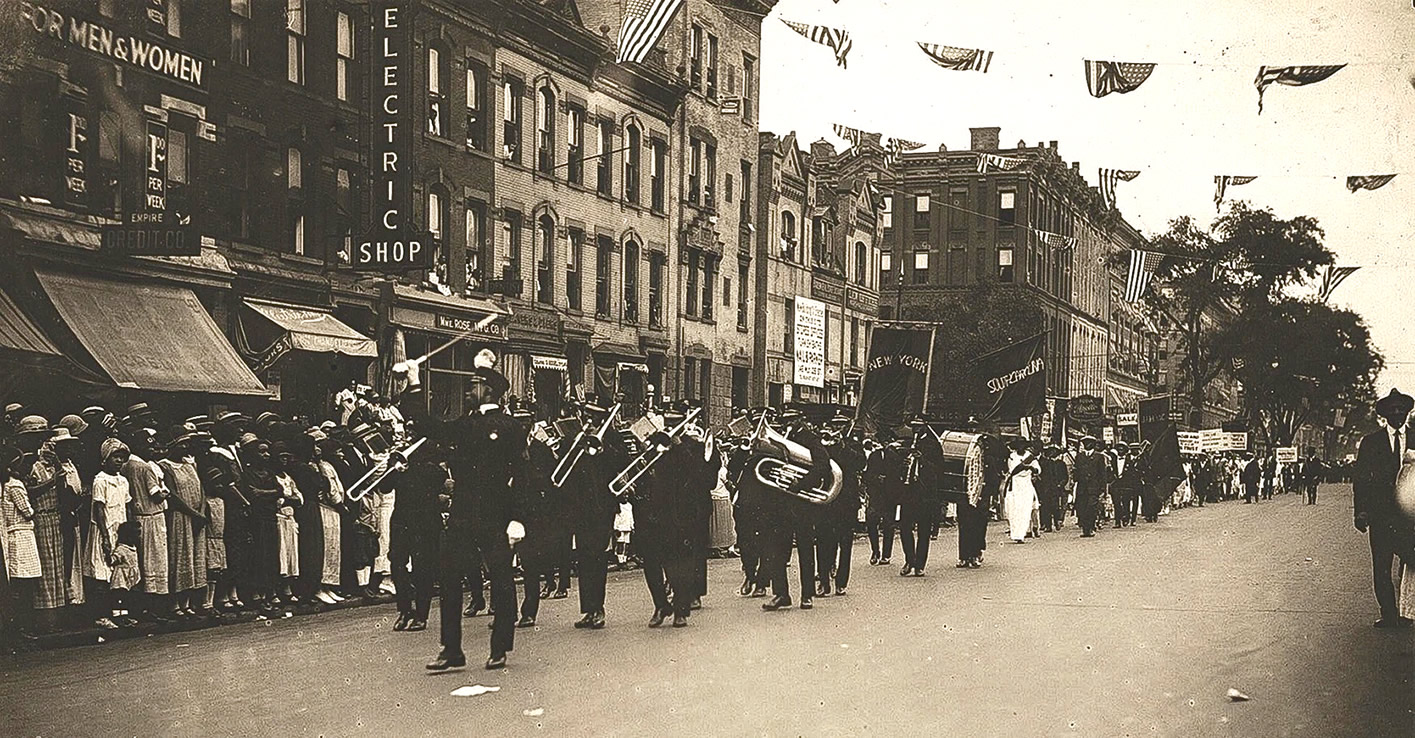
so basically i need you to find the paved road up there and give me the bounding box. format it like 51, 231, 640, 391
2, 486, 1411, 737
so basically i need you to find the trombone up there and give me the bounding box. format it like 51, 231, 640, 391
608, 407, 702, 497
346, 436, 427, 502
550, 403, 620, 488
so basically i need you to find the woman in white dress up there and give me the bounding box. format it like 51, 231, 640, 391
1004, 442, 1041, 543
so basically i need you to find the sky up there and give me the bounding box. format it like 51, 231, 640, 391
755, 0, 1415, 393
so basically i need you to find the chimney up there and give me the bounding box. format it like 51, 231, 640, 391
937, 143, 948, 152
1049, 140, 1058, 150
969, 127, 1001, 152
811, 139, 837, 161
1072, 162, 1080, 171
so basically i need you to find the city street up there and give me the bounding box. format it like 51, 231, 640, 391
2, 487, 1410, 737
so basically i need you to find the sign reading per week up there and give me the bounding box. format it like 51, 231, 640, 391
355, 1, 430, 272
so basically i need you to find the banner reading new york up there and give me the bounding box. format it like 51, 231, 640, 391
975, 331, 1047, 421
854, 325, 935, 435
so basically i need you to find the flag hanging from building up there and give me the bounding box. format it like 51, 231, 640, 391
918, 43, 994, 73
1254, 65, 1345, 113
883, 137, 924, 166
783, 20, 853, 69
1083, 60, 1157, 98
1346, 174, 1396, 193
1097, 168, 1140, 209
1125, 249, 1164, 302
974, 332, 1047, 421
616, 0, 685, 64
1039, 232, 1076, 250
866, 179, 885, 210
855, 325, 935, 435
1318, 265, 1359, 302
976, 153, 1025, 173
833, 124, 866, 147
1214, 175, 1258, 210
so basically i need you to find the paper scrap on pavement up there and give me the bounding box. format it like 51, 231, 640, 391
451, 685, 501, 697
523, 708, 545, 717
1226, 688, 1250, 702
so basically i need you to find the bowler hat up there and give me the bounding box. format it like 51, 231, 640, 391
125, 402, 152, 417
56, 414, 89, 437
1374, 389, 1414, 421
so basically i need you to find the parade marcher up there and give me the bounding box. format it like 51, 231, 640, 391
420, 351, 533, 671
956, 435, 990, 568
516, 417, 556, 628
1352, 389, 1415, 628
729, 423, 765, 596
384, 435, 445, 632
816, 431, 864, 596
1110, 442, 1141, 527
1038, 445, 1069, 533
1240, 452, 1261, 504
1004, 441, 1041, 543
864, 434, 898, 566
757, 411, 830, 612
896, 422, 942, 576
634, 411, 715, 628
1302, 452, 1325, 505
1072, 437, 1108, 538
566, 406, 621, 629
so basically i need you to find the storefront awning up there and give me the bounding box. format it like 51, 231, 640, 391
593, 341, 645, 360
36, 270, 267, 395
244, 299, 377, 358
0, 287, 60, 358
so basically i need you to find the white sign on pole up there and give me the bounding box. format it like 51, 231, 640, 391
1102, 427, 1115, 444
1199, 428, 1225, 453
793, 296, 827, 388
1177, 431, 1202, 455
1223, 432, 1249, 452
1117, 412, 1139, 427
1275, 446, 1298, 463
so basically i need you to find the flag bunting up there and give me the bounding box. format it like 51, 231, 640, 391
1346, 174, 1396, 193
1039, 232, 1076, 250
884, 137, 925, 166
1318, 265, 1359, 302
977, 153, 1025, 173
1125, 249, 1164, 302
616, 0, 685, 64
1098, 168, 1141, 209
1254, 64, 1346, 113
833, 123, 866, 147
1084, 60, 1157, 98
918, 43, 994, 73
783, 20, 853, 69
1214, 175, 1258, 210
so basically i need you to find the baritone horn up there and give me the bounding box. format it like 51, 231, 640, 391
551, 403, 620, 488
751, 424, 843, 505
608, 407, 702, 497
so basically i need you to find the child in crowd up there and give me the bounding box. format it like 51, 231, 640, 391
108, 522, 141, 627
612, 500, 634, 570
87, 439, 131, 629
203, 481, 227, 616
2, 446, 40, 638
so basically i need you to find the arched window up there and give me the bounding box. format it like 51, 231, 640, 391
624, 124, 641, 203
428, 187, 449, 288
623, 240, 640, 322
536, 214, 555, 304
854, 241, 867, 284
780, 210, 796, 260
537, 86, 555, 174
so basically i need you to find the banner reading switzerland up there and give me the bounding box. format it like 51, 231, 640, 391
975, 331, 1047, 421
854, 325, 935, 435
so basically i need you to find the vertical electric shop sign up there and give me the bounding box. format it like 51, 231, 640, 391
356, 1, 429, 272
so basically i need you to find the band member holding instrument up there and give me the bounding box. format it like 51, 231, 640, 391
383, 434, 446, 633
757, 410, 830, 612
896, 422, 941, 576
569, 404, 621, 630
864, 434, 898, 567
410, 349, 533, 672
815, 430, 864, 597
633, 410, 715, 627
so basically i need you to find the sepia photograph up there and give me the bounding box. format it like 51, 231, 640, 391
0, 0, 1412, 735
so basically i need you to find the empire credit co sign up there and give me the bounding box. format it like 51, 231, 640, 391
356, 1, 430, 273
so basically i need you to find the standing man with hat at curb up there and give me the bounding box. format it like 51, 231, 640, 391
414, 348, 534, 671
1072, 436, 1108, 538
1352, 389, 1415, 628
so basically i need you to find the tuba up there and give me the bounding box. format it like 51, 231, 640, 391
751, 424, 844, 505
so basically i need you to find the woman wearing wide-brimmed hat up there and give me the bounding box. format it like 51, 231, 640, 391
1, 444, 41, 637
157, 424, 208, 617
13, 416, 76, 630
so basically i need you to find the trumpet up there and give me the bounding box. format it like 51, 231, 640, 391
551, 403, 620, 488
346, 436, 427, 502
608, 407, 702, 497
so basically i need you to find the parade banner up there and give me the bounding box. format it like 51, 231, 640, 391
1275, 446, 1298, 463
854, 325, 935, 435
1146, 423, 1186, 498
974, 332, 1046, 421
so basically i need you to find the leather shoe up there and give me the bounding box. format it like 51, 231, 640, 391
690, 598, 702, 611
516, 615, 536, 628
574, 613, 595, 629
552, 589, 569, 599
393, 614, 410, 631
815, 583, 830, 597
750, 585, 768, 598
912, 569, 925, 577
648, 608, 668, 627
900, 565, 913, 577
738, 578, 753, 596
879, 557, 891, 565
589, 611, 606, 629
869, 554, 880, 565
1374, 617, 1413, 629
463, 600, 486, 618
406, 619, 427, 631
799, 598, 813, 610
672, 613, 688, 627
485, 653, 507, 670
834, 587, 847, 596
426, 652, 466, 671
762, 595, 792, 611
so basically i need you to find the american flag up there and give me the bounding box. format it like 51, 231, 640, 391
1039, 232, 1076, 250
1346, 174, 1396, 193
1254, 65, 1345, 114
1124, 249, 1164, 302
976, 153, 1025, 174
1084, 60, 1157, 98
833, 124, 866, 148
1097, 168, 1140, 209
782, 20, 853, 69
1214, 175, 1257, 210
615, 0, 684, 65
883, 137, 924, 166
918, 43, 994, 73
1318, 265, 1359, 303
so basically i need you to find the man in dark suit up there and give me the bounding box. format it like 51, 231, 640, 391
896, 423, 941, 577
1301, 452, 1325, 505
1352, 389, 1415, 628
1240, 452, 1261, 504
1072, 437, 1108, 537
416, 352, 535, 671
1110, 442, 1142, 527
1038, 445, 1069, 533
